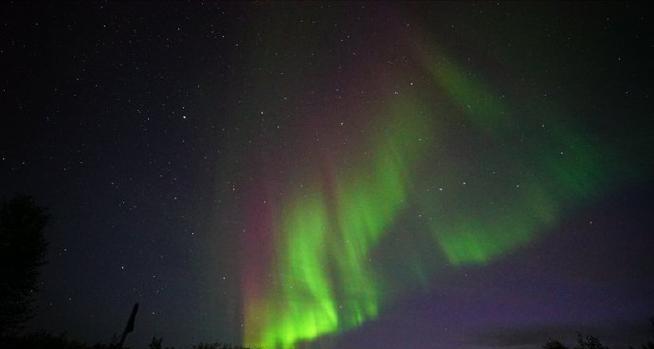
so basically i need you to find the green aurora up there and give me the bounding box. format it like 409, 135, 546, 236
242, 42, 626, 349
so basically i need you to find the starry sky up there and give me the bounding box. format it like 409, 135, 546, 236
1, 2, 653, 349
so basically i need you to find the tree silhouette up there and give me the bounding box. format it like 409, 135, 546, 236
573, 333, 609, 349
544, 339, 569, 349
149, 337, 163, 349
0, 195, 48, 337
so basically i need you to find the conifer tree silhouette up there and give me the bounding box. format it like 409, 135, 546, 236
0, 195, 48, 337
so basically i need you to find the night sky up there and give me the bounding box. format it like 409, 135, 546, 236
1, 2, 653, 349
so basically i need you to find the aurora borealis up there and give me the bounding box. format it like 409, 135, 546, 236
238, 16, 630, 347
2, 2, 653, 349
243, 94, 430, 348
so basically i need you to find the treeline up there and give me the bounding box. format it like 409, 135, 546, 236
544, 334, 654, 349
0, 331, 252, 349
543, 320, 654, 349
2, 327, 654, 349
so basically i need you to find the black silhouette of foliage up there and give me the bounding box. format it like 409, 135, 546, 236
542, 333, 609, 349
545, 318, 654, 349
149, 337, 163, 349
544, 339, 569, 349
574, 333, 609, 349
148, 337, 174, 349
0, 331, 252, 349
0, 195, 48, 336
191, 343, 251, 349
0, 331, 115, 349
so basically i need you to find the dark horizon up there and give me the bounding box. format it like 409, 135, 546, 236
1, 2, 653, 349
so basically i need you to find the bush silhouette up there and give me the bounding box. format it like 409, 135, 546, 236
544, 339, 569, 349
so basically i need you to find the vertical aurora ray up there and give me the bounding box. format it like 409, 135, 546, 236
329, 98, 430, 328
243, 184, 337, 349
243, 96, 431, 348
